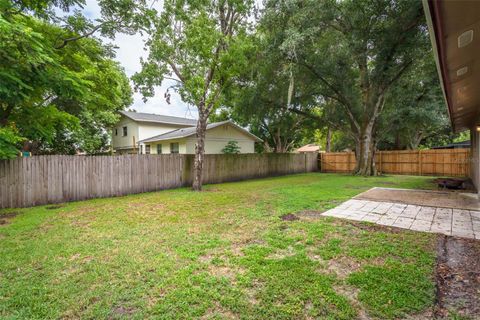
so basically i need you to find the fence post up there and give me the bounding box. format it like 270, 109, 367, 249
419, 150, 422, 176
379, 151, 382, 174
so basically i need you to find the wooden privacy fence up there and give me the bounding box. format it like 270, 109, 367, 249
0, 153, 318, 209
320, 148, 470, 177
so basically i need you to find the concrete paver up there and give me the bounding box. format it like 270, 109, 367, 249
322, 199, 478, 240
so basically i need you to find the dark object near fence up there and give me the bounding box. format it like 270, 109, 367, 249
434, 178, 471, 190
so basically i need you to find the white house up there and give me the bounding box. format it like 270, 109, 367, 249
112, 111, 262, 154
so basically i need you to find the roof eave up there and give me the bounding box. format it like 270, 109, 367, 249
422, 0, 457, 132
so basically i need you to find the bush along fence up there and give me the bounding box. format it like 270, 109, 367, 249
319, 148, 470, 177
0, 153, 318, 209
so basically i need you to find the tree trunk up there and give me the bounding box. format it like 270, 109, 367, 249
325, 126, 332, 152
354, 123, 377, 176
192, 114, 208, 191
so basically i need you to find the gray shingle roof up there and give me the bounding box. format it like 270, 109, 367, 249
138, 120, 262, 143
120, 110, 197, 126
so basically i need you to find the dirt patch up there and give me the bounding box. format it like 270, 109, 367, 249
0, 211, 20, 225
280, 213, 299, 221
345, 220, 405, 234
296, 210, 324, 218
46, 204, 63, 210
111, 305, 136, 318
326, 257, 362, 279
333, 284, 371, 320
434, 235, 480, 319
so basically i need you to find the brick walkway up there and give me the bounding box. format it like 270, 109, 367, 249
322, 199, 480, 239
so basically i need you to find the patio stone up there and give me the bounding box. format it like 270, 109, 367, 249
451, 228, 475, 238
452, 209, 472, 222
361, 213, 382, 223
371, 202, 393, 214
470, 211, 480, 221
416, 207, 436, 220
321, 198, 477, 240
392, 217, 414, 229
452, 221, 473, 230
377, 216, 397, 226
323, 209, 349, 218
400, 205, 421, 218
410, 219, 431, 232
387, 203, 407, 215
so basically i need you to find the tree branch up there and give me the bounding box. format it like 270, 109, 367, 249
55, 23, 104, 49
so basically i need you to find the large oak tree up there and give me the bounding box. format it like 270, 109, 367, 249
262, 0, 429, 175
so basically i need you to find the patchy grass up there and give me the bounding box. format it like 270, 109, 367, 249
0, 173, 438, 319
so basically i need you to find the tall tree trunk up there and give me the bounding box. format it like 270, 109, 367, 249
354, 122, 377, 176
325, 126, 332, 152
192, 114, 208, 191
354, 94, 384, 176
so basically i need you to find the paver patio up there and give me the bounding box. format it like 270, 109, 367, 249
322, 196, 480, 240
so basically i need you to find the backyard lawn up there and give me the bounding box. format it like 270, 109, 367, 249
0, 173, 439, 319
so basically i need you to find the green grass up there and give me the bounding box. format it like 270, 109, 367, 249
0, 173, 438, 319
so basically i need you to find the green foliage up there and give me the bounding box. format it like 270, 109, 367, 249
0, 126, 24, 158
377, 56, 450, 150
219, 31, 320, 153
133, 0, 254, 112
221, 140, 240, 154
0, 8, 132, 156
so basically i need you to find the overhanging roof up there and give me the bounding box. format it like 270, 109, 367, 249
120, 110, 197, 126
423, 0, 480, 132
138, 120, 263, 143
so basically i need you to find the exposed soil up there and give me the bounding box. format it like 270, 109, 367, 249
296, 210, 324, 218
0, 212, 20, 226
46, 205, 63, 210
434, 235, 480, 319
111, 306, 136, 318
345, 220, 405, 234
280, 213, 300, 221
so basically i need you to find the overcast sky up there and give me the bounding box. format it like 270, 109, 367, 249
79, 0, 199, 119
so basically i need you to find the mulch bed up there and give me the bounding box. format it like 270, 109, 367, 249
435, 235, 480, 319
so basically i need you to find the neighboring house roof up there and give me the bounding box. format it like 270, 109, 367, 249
297, 144, 320, 152
120, 110, 197, 126
431, 140, 471, 149
138, 120, 263, 143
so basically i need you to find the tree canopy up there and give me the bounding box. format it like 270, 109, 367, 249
0, 0, 133, 157
133, 0, 254, 190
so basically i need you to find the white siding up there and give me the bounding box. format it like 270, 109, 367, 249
121, 121, 258, 155
112, 117, 139, 150
138, 123, 191, 141
181, 124, 257, 154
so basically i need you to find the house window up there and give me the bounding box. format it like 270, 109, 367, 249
115, 128, 118, 136
140, 145, 143, 154
170, 143, 179, 154
157, 144, 162, 154
145, 145, 151, 154
122, 126, 128, 136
